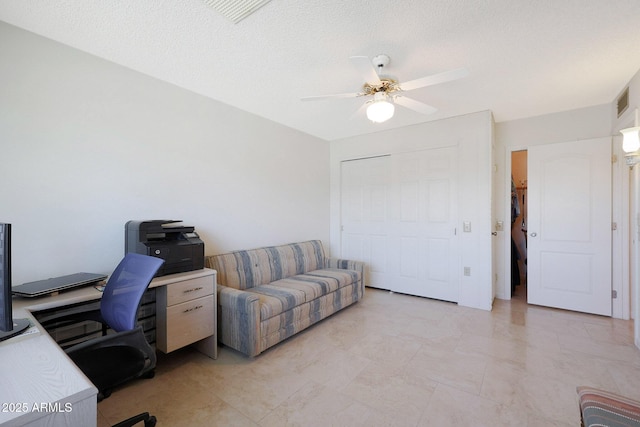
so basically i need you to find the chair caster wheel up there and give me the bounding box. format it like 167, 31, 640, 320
97, 389, 112, 402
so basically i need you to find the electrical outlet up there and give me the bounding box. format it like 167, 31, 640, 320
464, 267, 471, 276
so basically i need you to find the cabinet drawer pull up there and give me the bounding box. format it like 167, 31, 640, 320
183, 305, 204, 313
183, 287, 203, 294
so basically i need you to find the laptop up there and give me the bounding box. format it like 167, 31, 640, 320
12, 272, 108, 298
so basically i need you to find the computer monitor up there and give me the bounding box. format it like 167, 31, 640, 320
0, 223, 30, 342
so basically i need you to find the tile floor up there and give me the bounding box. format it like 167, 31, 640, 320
97, 286, 640, 426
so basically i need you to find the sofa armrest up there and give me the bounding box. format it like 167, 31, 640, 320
217, 285, 261, 357
325, 257, 364, 275
325, 257, 365, 294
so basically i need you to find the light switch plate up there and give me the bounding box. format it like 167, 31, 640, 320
463, 221, 471, 232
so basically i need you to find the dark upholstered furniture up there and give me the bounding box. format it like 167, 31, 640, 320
577, 386, 640, 427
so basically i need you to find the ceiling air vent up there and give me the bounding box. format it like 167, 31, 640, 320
202, 0, 272, 23
617, 87, 629, 118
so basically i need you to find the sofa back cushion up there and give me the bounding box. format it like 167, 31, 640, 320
207, 240, 326, 290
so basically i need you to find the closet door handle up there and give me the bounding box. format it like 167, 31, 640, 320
530, 232, 537, 237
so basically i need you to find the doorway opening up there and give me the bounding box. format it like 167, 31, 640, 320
511, 150, 527, 301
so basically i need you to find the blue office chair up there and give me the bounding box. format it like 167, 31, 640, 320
44, 253, 164, 401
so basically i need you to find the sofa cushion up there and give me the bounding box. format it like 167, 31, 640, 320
261, 283, 363, 348
207, 240, 326, 290
269, 268, 361, 301
244, 267, 361, 321
577, 386, 640, 427
307, 268, 361, 286
246, 285, 306, 321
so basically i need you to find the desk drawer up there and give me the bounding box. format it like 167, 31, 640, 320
165, 275, 214, 306
159, 295, 214, 353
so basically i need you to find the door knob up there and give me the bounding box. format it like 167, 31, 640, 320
530, 232, 537, 237
491, 232, 498, 236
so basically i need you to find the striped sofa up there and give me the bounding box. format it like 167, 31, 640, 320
205, 240, 364, 357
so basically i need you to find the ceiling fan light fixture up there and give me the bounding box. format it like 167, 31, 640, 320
366, 92, 395, 123
301, 55, 467, 124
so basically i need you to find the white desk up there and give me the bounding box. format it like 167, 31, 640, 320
0, 268, 216, 427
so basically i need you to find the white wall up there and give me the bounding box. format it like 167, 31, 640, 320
0, 22, 330, 285
330, 111, 494, 311
496, 105, 612, 148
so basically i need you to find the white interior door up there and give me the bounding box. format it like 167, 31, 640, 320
527, 137, 612, 316
340, 156, 392, 288
391, 147, 459, 302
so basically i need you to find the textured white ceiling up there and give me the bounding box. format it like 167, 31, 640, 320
1, 0, 640, 141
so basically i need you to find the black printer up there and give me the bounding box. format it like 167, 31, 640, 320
125, 220, 204, 277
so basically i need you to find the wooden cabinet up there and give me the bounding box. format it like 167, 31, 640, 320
33, 269, 218, 359
154, 269, 217, 359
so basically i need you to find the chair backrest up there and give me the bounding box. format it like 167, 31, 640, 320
101, 253, 164, 332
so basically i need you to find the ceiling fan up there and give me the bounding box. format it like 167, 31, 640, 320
301, 54, 469, 123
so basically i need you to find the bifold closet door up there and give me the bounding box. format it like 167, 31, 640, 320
390, 147, 459, 302
340, 155, 392, 289
340, 147, 459, 302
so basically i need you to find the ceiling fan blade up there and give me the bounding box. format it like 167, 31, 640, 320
400, 67, 469, 92
301, 92, 360, 101
394, 96, 438, 115
349, 56, 382, 86
349, 102, 369, 121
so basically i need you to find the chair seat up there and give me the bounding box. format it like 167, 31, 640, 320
72, 345, 146, 392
